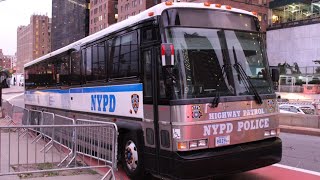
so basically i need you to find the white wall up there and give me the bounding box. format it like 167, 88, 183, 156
267, 23, 320, 67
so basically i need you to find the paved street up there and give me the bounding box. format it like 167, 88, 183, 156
280, 133, 320, 172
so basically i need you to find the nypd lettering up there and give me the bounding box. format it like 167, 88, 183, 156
91, 94, 116, 112
203, 118, 270, 136
209, 108, 265, 120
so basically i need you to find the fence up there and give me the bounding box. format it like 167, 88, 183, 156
0, 102, 118, 180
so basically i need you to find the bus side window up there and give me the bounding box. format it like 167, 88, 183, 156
109, 31, 139, 79
85, 46, 93, 81
142, 26, 158, 43
55, 56, 69, 86
143, 50, 152, 98
70, 51, 82, 85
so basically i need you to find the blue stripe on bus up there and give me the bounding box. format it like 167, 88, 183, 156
70, 88, 82, 93
25, 84, 142, 94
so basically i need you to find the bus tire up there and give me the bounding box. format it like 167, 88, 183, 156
121, 132, 144, 179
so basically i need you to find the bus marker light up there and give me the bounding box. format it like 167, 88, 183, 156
178, 142, 188, 150
204, 2, 211, 6
165, 1, 173, 6
215, 4, 222, 8
148, 12, 154, 16
264, 130, 270, 137
226, 5, 232, 10
270, 129, 277, 136
252, 11, 258, 16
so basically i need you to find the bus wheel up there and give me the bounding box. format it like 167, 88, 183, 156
122, 132, 143, 179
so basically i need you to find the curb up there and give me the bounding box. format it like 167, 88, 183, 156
2, 91, 24, 94
280, 125, 320, 136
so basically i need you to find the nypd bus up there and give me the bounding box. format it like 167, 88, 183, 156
24, 2, 282, 179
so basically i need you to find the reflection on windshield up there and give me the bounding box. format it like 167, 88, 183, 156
165, 27, 273, 100
165, 28, 235, 99
225, 31, 273, 95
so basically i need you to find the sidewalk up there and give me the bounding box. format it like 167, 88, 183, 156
280, 125, 320, 136
2, 85, 24, 94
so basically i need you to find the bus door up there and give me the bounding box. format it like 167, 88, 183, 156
141, 45, 172, 176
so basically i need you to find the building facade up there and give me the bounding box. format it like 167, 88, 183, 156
16, 15, 51, 73
52, 0, 90, 51
267, 0, 320, 69
89, 0, 117, 34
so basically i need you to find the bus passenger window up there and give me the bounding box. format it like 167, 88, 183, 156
71, 51, 81, 85
92, 45, 99, 80
85, 47, 93, 81
143, 50, 152, 98
55, 56, 69, 86
142, 27, 158, 42
109, 31, 139, 79
98, 42, 106, 79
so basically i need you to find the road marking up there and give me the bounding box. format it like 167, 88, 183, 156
273, 164, 320, 176
6, 93, 24, 101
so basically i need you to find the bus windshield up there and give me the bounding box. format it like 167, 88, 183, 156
162, 9, 273, 99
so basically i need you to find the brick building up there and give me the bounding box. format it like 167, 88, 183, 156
17, 15, 51, 73
89, 0, 117, 34
0, 49, 14, 70
117, 0, 157, 22
52, 0, 90, 50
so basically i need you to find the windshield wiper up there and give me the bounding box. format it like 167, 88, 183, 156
232, 47, 263, 104
210, 64, 230, 108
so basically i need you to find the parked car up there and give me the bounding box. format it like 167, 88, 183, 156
279, 104, 315, 115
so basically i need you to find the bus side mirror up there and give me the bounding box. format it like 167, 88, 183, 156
271, 69, 280, 82
161, 43, 175, 67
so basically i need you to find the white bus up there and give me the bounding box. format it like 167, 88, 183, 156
24, 2, 282, 179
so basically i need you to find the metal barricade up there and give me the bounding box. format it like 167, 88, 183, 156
28, 110, 43, 143
21, 108, 30, 125
11, 106, 28, 126
1, 100, 14, 123
76, 119, 118, 170
39, 112, 55, 153
53, 115, 75, 166
0, 124, 116, 180
29, 110, 43, 132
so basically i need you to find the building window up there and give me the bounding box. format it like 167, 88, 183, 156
258, 13, 262, 22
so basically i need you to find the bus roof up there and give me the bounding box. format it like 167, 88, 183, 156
24, 2, 256, 68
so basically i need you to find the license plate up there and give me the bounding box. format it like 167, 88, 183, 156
215, 136, 230, 147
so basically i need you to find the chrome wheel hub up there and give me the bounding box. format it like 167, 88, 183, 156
125, 140, 138, 171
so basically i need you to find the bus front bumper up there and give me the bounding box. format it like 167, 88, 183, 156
160, 137, 282, 180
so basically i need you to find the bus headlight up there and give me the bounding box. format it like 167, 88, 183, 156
189, 141, 198, 148
198, 139, 207, 147
264, 130, 271, 136
264, 129, 278, 137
